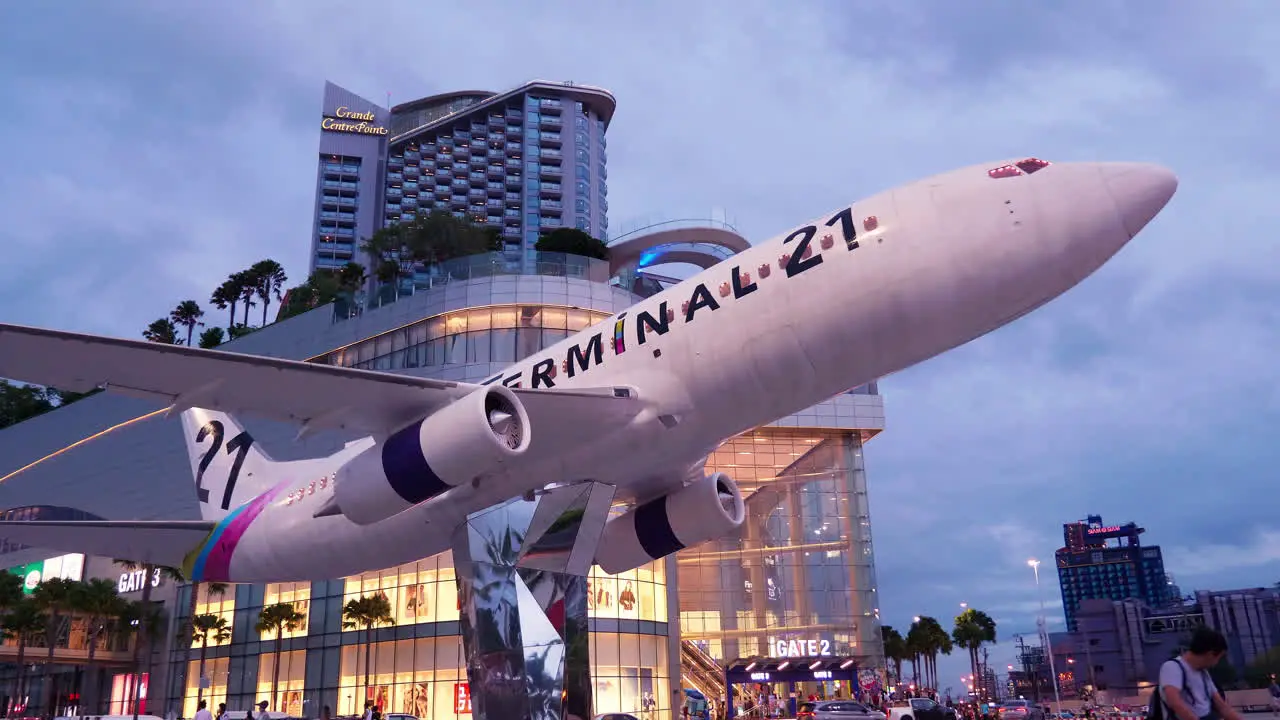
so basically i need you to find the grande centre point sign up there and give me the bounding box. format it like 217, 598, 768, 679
7, 553, 85, 594
321, 106, 389, 136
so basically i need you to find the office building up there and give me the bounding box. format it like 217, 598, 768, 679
0, 220, 886, 719
1056, 515, 1171, 632
312, 80, 614, 287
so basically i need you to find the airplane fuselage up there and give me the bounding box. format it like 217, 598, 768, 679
194, 159, 1177, 582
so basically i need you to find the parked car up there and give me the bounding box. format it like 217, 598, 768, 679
998, 700, 1046, 720
889, 698, 956, 720
809, 700, 889, 719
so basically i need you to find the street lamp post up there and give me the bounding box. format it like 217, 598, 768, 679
1028, 559, 1063, 715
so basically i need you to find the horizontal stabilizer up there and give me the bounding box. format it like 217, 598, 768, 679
0, 520, 215, 568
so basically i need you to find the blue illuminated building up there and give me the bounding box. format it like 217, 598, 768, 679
1055, 514, 1171, 632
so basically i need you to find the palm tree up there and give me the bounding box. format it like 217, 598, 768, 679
2, 599, 45, 718
198, 327, 225, 349
210, 280, 238, 330
185, 582, 229, 654
142, 318, 178, 344
234, 270, 258, 326
906, 621, 926, 689
337, 262, 366, 296
78, 579, 128, 713
882, 625, 907, 687
31, 577, 79, 716
251, 260, 288, 326
256, 603, 306, 712
191, 614, 231, 706
342, 594, 394, 702
170, 301, 206, 346
120, 600, 163, 720
953, 608, 998, 698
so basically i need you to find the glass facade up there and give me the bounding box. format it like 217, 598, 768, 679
173, 556, 672, 720
312, 304, 612, 371
678, 429, 882, 667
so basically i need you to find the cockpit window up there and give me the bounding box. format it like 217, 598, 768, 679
1016, 157, 1051, 174
988, 158, 1052, 178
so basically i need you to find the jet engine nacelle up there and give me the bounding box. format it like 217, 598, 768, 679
595, 472, 746, 574
333, 385, 531, 525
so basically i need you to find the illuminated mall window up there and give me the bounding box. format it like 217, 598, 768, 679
257, 649, 306, 716
343, 556, 459, 626
182, 656, 228, 718
587, 559, 666, 622
315, 304, 610, 371
336, 635, 465, 717
108, 673, 149, 715
262, 582, 311, 639
591, 632, 671, 719
193, 584, 235, 648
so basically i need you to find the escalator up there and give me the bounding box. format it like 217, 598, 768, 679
681, 639, 726, 708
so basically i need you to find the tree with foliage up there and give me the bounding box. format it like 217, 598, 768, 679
32, 577, 80, 716
142, 317, 179, 344
535, 227, 610, 260
362, 211, 501, 291
278, 262, 368, 321
78, 578, 129, 713
198, 327, 225, 349
257, 602, 306, 711
913, 615, 953, 690
0, 381, 101, 430
882, 625, 907, 687
250, 260, 288, 326
191, 613, 231, 705
210, 279, 240, 330
342, 593, 394, 697
170, 300, 206, 346
228, 324, 257, 340
117, 560, 183, 720
953, 608, 998, 697
2, 598, 45, 714
230, 269, 258, 326
906, 621, 926, 688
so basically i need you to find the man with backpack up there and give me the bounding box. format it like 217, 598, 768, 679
1153, 628, 1241, 720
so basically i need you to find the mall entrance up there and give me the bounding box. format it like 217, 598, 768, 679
723, 656, 860, 718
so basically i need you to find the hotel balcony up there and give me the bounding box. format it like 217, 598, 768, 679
538, 165, 562, 178
540, 132, 562, 146
539, 182, 562, 197
505, 109, 523, 122
539, 115, 562, 129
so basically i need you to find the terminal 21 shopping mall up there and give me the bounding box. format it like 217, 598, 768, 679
0, 227, 886, 719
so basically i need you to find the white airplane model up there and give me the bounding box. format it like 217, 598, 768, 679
0, 158, 1177, 584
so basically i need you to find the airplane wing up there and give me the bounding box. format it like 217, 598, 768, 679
0, 323, 648, 437
0, 520, 215, 568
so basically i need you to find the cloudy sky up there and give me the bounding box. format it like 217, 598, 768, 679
3, 0, 1280, 688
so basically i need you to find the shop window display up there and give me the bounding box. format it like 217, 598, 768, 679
263, 582, 311, 639
342, 557, 460, 625
194, 584, 235, 648
182, 656, 229, 718
336, 636, 465, 718
255, 650, 306, 716
587, 557, 666, 621
591, 633, 670, 719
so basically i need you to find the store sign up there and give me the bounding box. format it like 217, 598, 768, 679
1087, 526, 1122, 534
813, 670, 833, 680
750, 672, 771, 682
119, 568, 164, 594
771, 638, 832, 658
321, 107, 388, 136
454, 683, 471, 714
7, 553, 84, 594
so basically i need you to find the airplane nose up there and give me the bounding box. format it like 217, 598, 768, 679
1101, 163, 1178, 238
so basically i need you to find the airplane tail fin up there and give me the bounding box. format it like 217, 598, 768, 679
179, 408, 277, 521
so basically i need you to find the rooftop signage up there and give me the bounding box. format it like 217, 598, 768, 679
322, 106, 388, 136
1087, 525, 1125, 534
6, 553, 84, 594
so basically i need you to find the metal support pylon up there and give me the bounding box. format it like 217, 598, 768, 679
451, 481, 616, 720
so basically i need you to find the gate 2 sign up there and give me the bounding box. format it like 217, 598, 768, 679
772, 638, 832, 658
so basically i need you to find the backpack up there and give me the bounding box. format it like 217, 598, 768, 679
1147, 659, 1206, 720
